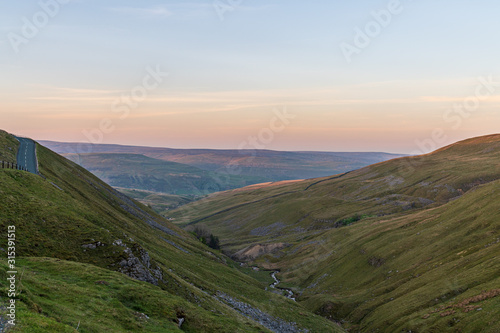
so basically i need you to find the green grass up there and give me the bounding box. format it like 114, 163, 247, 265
0, 258, 274, 332
171, 134, 500, 332
0, 131, 343, 332
290, 179, 500, 332
0, 130, 18, 163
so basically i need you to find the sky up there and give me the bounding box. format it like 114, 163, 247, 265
0, 0, 499, 154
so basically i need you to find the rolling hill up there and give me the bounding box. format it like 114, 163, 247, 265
170, 134, 500, 332
0, 130, 343, 333
62, 152, 265, 196
40, 140, 405, 182
40, 141, 404, 219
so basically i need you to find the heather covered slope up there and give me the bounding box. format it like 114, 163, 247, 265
171, 134, 500, 332
0, 132, 342, 332
63, 152, 265, 195
40, 140, 405, 182
171, 134, 500, 248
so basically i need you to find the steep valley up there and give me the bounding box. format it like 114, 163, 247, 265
171, 134, 500, 332
0, 130, 342, 332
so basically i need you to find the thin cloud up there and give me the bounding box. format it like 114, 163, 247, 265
420, 96, 500, 103
110, 6, 172, 19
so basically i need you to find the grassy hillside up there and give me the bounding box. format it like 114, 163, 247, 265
286, 179, 500, 332
41, 140, 405, 182
171, 134, 500, 248
63, 152, 265, 195
0, 133, 343, 332
170, 134, 500, 331
0, 258, 262, 332
0, 130, 18, 163
117, 188, 197, 218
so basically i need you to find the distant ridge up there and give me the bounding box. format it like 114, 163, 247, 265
40, 140, 406, 183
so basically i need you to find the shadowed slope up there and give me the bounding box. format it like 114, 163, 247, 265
0, 132, 343, 333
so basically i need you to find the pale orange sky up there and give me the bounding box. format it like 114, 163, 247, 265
2, 79, 498, 154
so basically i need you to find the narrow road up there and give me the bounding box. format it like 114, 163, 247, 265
15, 137, 38, 174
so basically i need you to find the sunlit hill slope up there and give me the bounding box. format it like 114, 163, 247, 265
171, 134, 500, 332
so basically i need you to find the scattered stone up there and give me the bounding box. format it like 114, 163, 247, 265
113, 239, 126, 247
134, 312, 150, 321
116, 243, 164, 286
81, 241, 105, 249
216, 292, 306, 333
368, 256, 385, 267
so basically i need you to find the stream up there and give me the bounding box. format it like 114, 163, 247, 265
270, 271, 296, 301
